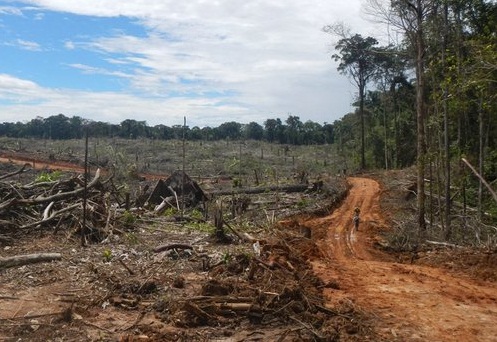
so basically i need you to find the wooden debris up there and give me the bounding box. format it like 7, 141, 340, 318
210, 183, 309, 196
0, 253, 62, 269
0, 163, 31, 180
153, 243, 193, 253
146, 171, 208, 208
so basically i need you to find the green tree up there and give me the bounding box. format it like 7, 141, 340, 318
331, 34, 383, 169
285, 115, 303, 145
264, 118, 284, 143
216, 121, 242, 140
302, 121, 324, 144
44, 114, 72, 139
244, 122, 264, 140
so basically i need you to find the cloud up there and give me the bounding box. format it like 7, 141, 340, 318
64, 41, 75, 50
0, 74, 254, 127
16, 39, 42, 51
0, 0, 380, 126
0, 6, 23, 15
0, 73, 43, 98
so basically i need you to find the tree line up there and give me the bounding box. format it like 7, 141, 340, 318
0, 114, 335, 145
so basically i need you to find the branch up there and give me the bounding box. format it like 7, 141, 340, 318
461, 158, 497, 203
0, 163, 31, 180
17, 169, 101, 206
153, 243, 193, 253
20, 203, 81, 229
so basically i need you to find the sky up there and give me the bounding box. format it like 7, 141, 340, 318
0, 0, 383, 128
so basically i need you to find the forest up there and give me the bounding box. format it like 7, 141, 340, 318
0, 113, 336, 146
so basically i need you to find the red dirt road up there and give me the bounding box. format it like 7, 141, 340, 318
309, 177, 497, 342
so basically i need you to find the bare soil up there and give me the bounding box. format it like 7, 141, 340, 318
306, 177, 497, 341
1, 152, 496, 341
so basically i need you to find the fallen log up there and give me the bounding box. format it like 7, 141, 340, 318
0, 253, 62, 269
209, 183, 309, 196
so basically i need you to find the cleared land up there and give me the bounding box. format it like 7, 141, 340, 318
0, 140, 496, 341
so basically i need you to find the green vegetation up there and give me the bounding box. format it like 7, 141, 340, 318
102, 249, 113, 262
0, 114, 334, 146
35, 170, 62, 183
323, 0, 497, 240
120, 210, 137, 227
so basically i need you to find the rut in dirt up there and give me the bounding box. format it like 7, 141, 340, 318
308, 177, 497, 342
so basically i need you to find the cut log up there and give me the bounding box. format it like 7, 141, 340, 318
0, 253, 62, 269
209, 184, 309, 196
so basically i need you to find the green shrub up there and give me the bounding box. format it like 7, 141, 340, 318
35, 170, 62, 183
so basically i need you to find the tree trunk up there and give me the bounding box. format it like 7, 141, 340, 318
359, 82, 366, 170
478, 96, 484, 219
442, 2, 451, 240
415, 0, 427, 233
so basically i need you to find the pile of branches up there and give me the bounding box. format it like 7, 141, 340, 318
150, 236, 364, 341
0, 163, 118, 241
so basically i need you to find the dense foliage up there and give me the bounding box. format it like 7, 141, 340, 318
0, 114, 336, 146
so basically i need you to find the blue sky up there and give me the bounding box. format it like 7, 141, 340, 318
0, 0, 382, 127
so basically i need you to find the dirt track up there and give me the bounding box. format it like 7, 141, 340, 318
309, 177, 497, 342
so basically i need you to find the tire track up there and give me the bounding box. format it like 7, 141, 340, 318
309, 177, 497, 342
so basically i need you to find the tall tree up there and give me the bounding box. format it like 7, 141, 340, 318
285, 115, 303, 145
244, 122, 264, 140
371, 0, 437, 232
331, 34, 382, 169
264, 118, 284, 143
216, 121, 242, 140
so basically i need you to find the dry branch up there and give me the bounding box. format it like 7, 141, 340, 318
221, 219, 245, 241
0, 163, 31, 180
18, 169, 101, 205
20, 203, 81, 229
462, 158, 497, 203
0, 253, 62, 269
153, 243, 193, 253
426, 240, 463, 248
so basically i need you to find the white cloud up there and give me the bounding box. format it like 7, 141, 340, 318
16, 39, 42, 51
0, 73, 43, 99
0, 6, 23, 15
0, 74, 254, 127
1, 0, 382, 126
64, 41, 75, 50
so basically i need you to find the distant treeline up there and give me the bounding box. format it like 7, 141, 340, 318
0, 114, 335, 145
